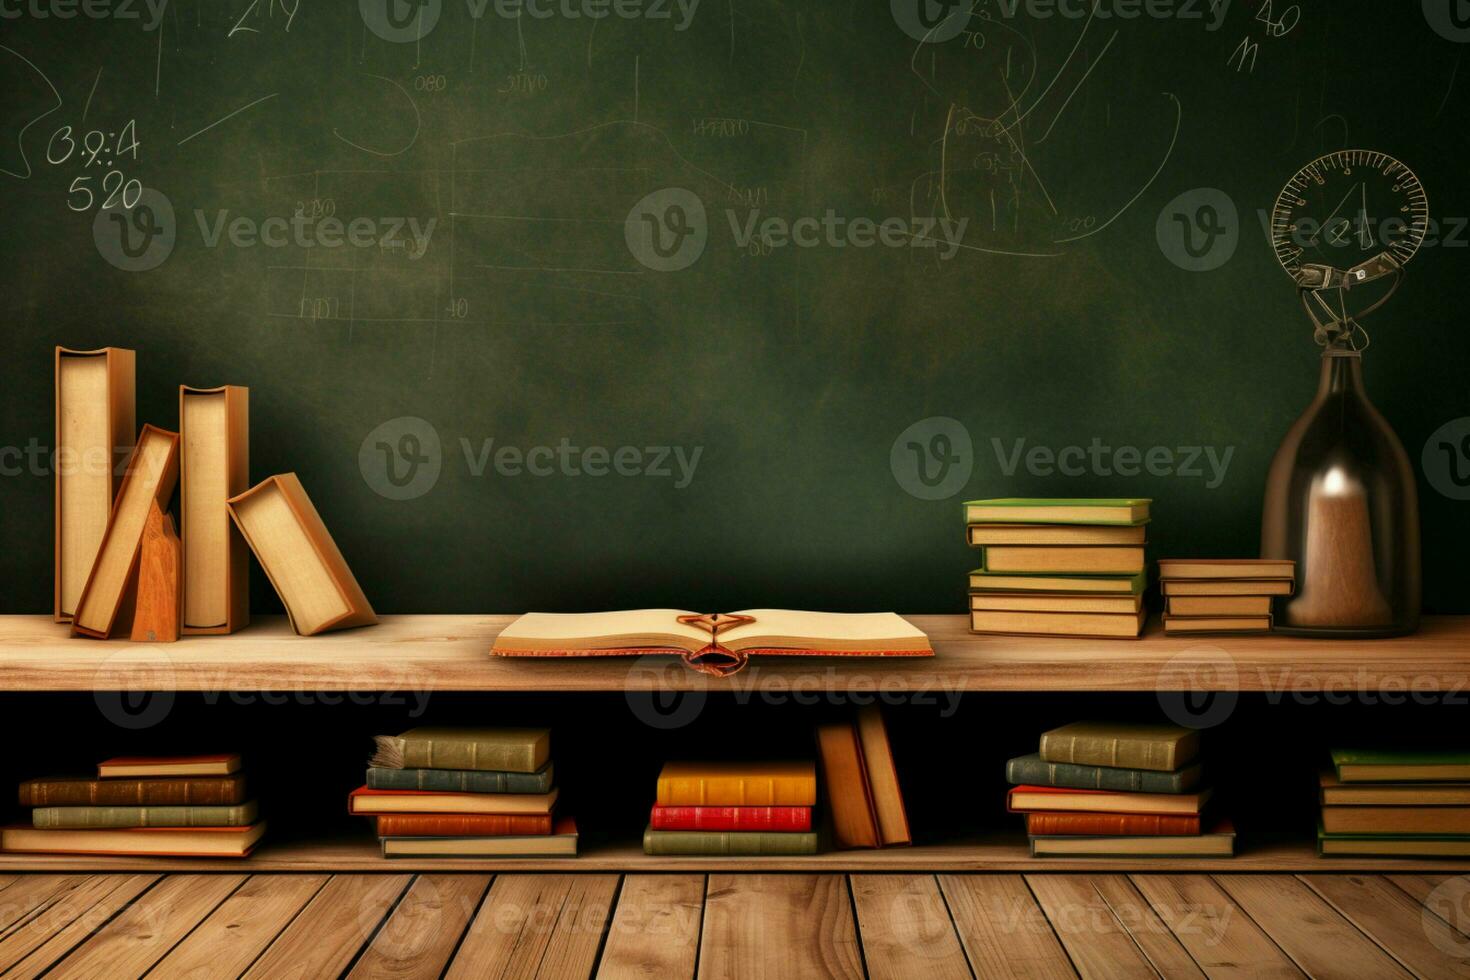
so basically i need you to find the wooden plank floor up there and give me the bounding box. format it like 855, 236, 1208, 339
0, 872, 1464, 978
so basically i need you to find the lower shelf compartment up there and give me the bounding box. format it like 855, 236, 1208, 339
1, 834, 1467, 872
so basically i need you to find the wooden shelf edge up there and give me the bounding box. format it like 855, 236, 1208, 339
1, 836, 1467, 873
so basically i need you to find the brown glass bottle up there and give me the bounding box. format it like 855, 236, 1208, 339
1260, 348, 1421, 636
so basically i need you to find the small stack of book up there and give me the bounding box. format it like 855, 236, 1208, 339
4, 754, 264, 857
1158, 558, 1295, 634
644, 760, 818, 856
815, 706, 912, 850
1319, 749, 1470, 857
350, 727, 575, 858
1006, 721, 1234, 857
966, 498, 1151, 638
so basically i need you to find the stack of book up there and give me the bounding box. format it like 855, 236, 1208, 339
1006, 722, 1234, 857
1159, 558, 1296, 634
3, 753, 264, 857
815, 706, 912, 849
350, 727, 575, 858
1319, 749, 1470, 857
644, 760, 818, 856
965, 498, 1151, 638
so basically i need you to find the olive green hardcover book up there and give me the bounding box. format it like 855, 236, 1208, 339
962, 498, 1151, 526
370, 727, 551, 774
31, 801, 258, 829
1331, 749, 1470, 783
969, 571, 1148, 594
1040, 722, 1200, 772
642, 826, 819, 856
366, 763, 553, 793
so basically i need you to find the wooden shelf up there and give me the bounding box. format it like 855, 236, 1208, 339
1, 614, 1467, 692
0, 834, 1466, 872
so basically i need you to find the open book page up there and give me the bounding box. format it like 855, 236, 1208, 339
718, 610, 931, 653
493, 609, 708, 654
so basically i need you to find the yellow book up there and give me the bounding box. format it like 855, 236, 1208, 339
656, 760, 816, 806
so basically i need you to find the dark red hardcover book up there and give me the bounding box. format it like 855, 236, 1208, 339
648, 805, 813, 832
1025, 812, 1202, 836
374, 813, 553, 837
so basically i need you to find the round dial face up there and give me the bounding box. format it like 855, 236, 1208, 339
1271, 150, 1428, 279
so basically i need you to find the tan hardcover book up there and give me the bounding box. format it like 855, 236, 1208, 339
1009, 785, 1211, 815
54, 347, 135, 622
970, 593, 1143, 615
1162, 578, 1294, 596
348, 787, 558, 815
0, 822, 265, 857
72, 425, 180, 639
1162, 614, 1272, 634
969, 609, 1146, 638
816, 722, 880, 849
963, 499, 1150, 525
1319, 772, 1470, 806
855, 705, 910, 846
969, 572, 1146, 594
1157, 558, 1295, 580
383, 816, 578, 858
227, 473, 376, 636
1166, 595, 1273, 617
1318, 835, 1470, 858
180, 386, 250, 634
1031, 820, 1234, 857
967, 524, 1146, 546
980, 546, 1145, 575
1040, 721, 1200, 771
1322, 806, 1470, 835
99, 754, 243, 778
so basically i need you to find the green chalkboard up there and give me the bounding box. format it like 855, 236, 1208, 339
2, 1, 1467, 614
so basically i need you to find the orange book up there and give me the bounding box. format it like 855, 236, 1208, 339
816, 722, 880, 849
227, 474, 376, 636
54, 346, 135, 622
855, 706, 910, 846
375, 813, 553, 836
98, 754, 243, 778
180, 385, 250, 634
72, 425, 180, 638
655, 761, 816, 806
348, 787, 558, 815
1025, 812, 1202, 836
1007, 785, 1211, 816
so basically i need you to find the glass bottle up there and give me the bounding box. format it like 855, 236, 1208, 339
1260, 347, 1421, 636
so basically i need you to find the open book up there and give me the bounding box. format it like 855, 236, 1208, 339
492, 609, 933, 676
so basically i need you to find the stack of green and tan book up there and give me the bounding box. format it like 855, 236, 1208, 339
966, 498, 1150, 638
1319, 749, 1470, 857
1159, 558, 1295, 634
1006, 722, 1234, 857
4, 753, 264, 857
350, 727, 575, 858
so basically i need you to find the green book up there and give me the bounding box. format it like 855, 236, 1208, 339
963, 498, 1151, 526
642, 826, 819, 856
1040, 721, 1200, 772
32, 801, 258, 829
366, 763, 553, 793
370, 727, 551, 773
1317, 824, 1470, 857
969, 571, 1148, 594
1332, 749, 1470, 783
1005, 754, 1202, 793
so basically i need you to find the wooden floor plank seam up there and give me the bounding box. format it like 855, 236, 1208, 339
434, 872, 498, 978
1294, 874, 1425, 980
335, 871, 424, 978
1091, 875, 1209, 979
580, 873, 625, 980
1204, 873, 1326, 978
8, 872, 171, 978
127, 873, 253, 978
842, 873, 875, 980
925, 873, 980, 980
222, 873, 335, 980
1081, 875, 1172, 979
1016, 874, 1083, 979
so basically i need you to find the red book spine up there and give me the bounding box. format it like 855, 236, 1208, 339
375, 813, 553, 837
649, 806, 813, 832
1025, 812, 1201, 836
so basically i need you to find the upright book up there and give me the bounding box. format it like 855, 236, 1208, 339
816, 721, 880, 849
855, 705, 911, 846
179, 385, 250, 634
227, 473, 376, 636
72, 425, 180, 639
54, 346, 135, 622
494, 610, 931, 676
